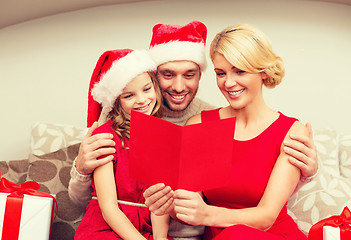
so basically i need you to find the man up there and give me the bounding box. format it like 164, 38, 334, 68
69, 21, 318, 239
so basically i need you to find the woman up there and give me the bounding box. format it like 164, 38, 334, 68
156, 24, 308, 239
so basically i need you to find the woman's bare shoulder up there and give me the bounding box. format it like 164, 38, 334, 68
186, 113, 202, 125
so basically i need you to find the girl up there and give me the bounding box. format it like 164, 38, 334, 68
167, 24, 308, 239
75, 49, 172, 240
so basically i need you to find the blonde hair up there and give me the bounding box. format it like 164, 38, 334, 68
210, 23, 285, 88
108, 71, 162, 148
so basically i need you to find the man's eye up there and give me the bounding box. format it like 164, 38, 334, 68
163, 73, 173, 78
185, 74, 195, 78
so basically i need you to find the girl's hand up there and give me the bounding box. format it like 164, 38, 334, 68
173, 189, 209, 226
143, 183, 174, 216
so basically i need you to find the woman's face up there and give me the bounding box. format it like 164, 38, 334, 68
212, 53, 266, 110
120, 72, 157, 115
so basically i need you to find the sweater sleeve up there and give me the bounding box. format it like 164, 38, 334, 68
68, 157, 93, 208
68, 121, 114, 208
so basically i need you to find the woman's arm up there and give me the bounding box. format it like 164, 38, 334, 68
173, 121, 308, 231
94, 161, 146, 240
151, 213, 170, 240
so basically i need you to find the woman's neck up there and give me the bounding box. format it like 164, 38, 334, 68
221, 102, 278, 141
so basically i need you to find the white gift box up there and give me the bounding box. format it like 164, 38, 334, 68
323, 226, 341, 240
0, 192, 54, 240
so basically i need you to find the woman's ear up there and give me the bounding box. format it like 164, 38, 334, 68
261, 72, 268, 80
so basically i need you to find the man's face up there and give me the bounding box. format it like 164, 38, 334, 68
156, 61, 201, 111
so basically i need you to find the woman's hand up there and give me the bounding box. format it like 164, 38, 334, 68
76, 122, 116, 175
173, 190, 209, 226
143, 183, 174, 216
283, 122, 318, 181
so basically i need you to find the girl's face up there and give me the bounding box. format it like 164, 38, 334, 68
120, 72, 157, 115
212, 53, 266, 110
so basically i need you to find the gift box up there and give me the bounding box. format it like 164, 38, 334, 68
0, 175, 56, 240
308, 206, 351, 240
323, 226, 341, 240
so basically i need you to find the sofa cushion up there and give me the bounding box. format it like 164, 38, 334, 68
0, 159, 29, 184
287, 128, 351, 235
313, 128, 340, 175
287, 169, 351, 235
26, 144, 84, 240
339, 133, 351, 178
30, 122, 85, 156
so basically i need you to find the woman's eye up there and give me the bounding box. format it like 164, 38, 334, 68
144, 87, 151, 92
216, 72, 226, 77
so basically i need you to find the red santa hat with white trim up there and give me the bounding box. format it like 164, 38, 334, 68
87, 49, 156, 127
149, 21, 207, 71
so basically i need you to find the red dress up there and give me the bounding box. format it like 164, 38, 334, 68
201, 109, 307, 240
75, 121, 172, 240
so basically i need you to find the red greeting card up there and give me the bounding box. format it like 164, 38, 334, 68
129, 111, 235, 192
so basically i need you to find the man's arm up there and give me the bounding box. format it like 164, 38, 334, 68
68, 122, 115, 206
284, 123, 319, 193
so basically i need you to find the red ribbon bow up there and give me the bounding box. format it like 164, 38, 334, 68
0, 174, 57, 240
308, 206, 351, 239
0, 177, 40, 196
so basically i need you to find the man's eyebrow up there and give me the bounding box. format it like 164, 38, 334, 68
185, 68, 198, 73
158, 69, 174, 73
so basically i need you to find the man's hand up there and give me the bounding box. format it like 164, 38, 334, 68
284, 122, 318, 180
143, 183, 174, 216
76, 122, 116, 175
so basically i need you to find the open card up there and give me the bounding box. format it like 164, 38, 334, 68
129, 111, 235, 192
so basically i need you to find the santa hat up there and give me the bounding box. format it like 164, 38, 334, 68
149, 21, 207, 71
87, 49, 156, 127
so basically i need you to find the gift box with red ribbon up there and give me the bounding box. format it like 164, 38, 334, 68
308, 206, 351, 240
0, 174, 56, 240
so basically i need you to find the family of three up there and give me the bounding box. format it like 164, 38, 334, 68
70, 21, 318, 239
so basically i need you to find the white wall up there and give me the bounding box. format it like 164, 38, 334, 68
1, 0, 350, 161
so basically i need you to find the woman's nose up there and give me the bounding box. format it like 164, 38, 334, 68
225, 74, 237, 88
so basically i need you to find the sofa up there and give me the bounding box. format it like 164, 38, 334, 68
0, 122, 350, 239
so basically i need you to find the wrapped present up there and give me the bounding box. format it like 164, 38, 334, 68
0, 174, 56, 240
308, 206, 351, 240
323, 226, 341, 240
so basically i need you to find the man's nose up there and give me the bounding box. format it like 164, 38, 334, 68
172, 75, 186, 93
